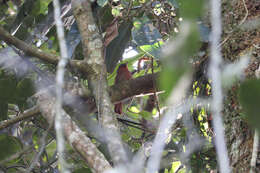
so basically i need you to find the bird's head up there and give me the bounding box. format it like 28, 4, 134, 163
118, 63, 128, 69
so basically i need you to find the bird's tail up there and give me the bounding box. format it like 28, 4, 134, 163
114, 102, 123, 114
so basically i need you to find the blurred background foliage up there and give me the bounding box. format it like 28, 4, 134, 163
0, 0, 259, 172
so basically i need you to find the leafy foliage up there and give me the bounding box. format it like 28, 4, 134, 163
97, 0, 108, 7
0, 0, 253, 172
0, 134, 22, 161
105, 21, 133, 73
239, 79, 260, 130
132, 16, 162, 46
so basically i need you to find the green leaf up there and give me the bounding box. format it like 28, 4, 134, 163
105, 21, 133, 73
159, 67, 186, 101
139, 110, 152, 120
168, 0, 179, 8
0, 101, 8, 121
239, 79, 260, 130
122, 133, 131, 142
132, 16, 162, 46
165, 22, 201, 61
178, 0, 205, 20
97, 0, 108, 7
160, 22, 200, 101
73, 167, 92, 173
45, 140, 57, 159
16, 78, 35, 99
38, 0, 52, 15
15, 78, 35, 109
99, 5, 114, 32
31, 0, 41, 16
0, 3, 9, 25
0, 74, 17, 102
10, 0, 35, 33
0, 135, 22, 161
139, 41, 163, 59
183, 24, 201, 55
112, 8, 121, 17
128, 126, 142, 139
171, 161, 182, 172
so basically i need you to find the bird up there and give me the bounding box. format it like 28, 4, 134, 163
114, 63, 132, 114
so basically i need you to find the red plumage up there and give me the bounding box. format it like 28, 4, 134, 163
114, 63, 132, 114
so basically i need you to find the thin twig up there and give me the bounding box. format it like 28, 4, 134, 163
0, 145, 34, 165
117, 117, 143, 126
0, 106, 39, 130
250, 130, 259, 173
0, 26, 59, 64
151, 58, 161, 118
12, 47, 55, 85
27, 125, 54, 172
126, 0, 133, 17
239, 0, 248, 26
146, 73, 192, 173
253, 44, 260, 49
53, 0, 70, 172
118, 118, 154, 134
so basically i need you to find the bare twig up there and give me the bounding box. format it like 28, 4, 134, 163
117, 118, 155, 134
146, 73, 192, 173
0, 26, 59, 64
0, 26, 93, 77
209, 0, 231, 172
151, 58, 161, 118
53, 0, 71, 172
253, 44, 260, 49
239, 0, 248, 26
0, 106, 39, 130
126, 0, 133, 17
0, 145, 34, 165
27, 126, 54, 172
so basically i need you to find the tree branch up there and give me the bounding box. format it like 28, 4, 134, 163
109, 73, 159, 103
72, 0, 128, 165
0, 26, 93, 77
0, 24, 158, 106
52, 0, 71, 172
0, 26, 59, 64
0, 106, 39, 130
209, 0, 231, 172
37, 92, 111, 173
0, 73, 158, 132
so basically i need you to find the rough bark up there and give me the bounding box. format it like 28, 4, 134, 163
36, 92, 112, 173
71, 0, 128, 165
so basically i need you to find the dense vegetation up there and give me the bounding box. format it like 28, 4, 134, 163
0, 0, 259, 172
